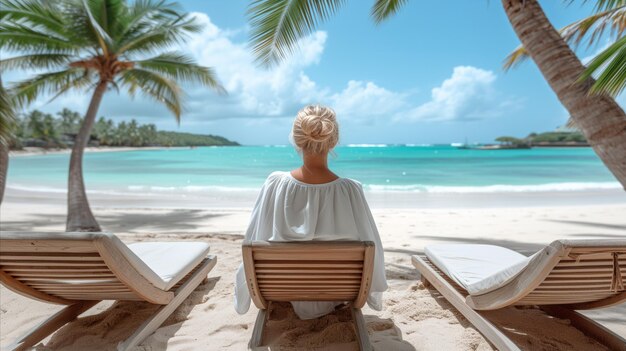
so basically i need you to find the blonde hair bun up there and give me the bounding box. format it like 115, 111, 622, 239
292, 105, 339, 154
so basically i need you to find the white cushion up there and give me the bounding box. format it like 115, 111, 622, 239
425, 244, 534, 295
127, 242, 211, 291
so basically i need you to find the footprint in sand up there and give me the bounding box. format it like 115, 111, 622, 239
210, 323, 249, 335
368, 320, 394, 332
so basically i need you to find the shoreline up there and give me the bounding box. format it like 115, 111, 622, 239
4, 185, 624, 209
9, 145, 195, 157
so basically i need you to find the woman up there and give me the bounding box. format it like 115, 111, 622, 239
234, 105, 388, 320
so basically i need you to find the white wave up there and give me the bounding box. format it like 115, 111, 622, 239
345, 144, 388, 148
126, 185, 257, 193
8, 184, 160, 197
404, 144, 432, 147
366, 182, 622, 193
7, 184, 68, 194
11, 181, 621, 197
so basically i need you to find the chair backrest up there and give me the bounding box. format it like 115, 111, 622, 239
517, 239, 626, 308
468, 239, 626, 310
0, 232, 173, 305
242, 241, 375, 310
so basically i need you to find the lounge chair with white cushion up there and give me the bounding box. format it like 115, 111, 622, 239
412, 239, 626, 351
0, 232, 217, 351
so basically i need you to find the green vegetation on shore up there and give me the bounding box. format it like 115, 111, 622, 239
12, 108, 239, 149
494, 130, 588, 148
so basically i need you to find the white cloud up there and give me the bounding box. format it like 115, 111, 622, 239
330, 80, 409, 120
6, 12, 518, 129
400, 66, 511, 122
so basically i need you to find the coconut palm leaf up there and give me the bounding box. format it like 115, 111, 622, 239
117, 14, 202, 55
247, 0, 345, 67
135, 52, 226, 94
0, 53, 76, 71
11, 69, 95, 108
0, 22, 81, 54
0, 0, 66, 37
371, 0, 408, 24
119, 68, 183, 120
580, 34, 626, 95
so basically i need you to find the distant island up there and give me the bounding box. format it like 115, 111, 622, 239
457, 127, 589, 150
9, 108, 239, 150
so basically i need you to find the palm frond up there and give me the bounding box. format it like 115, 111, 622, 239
117, 13, 202, 55
118, 68, 182, 120
115, 0, 173, 41
0, 53, 75, 72
247, 0, 344, 67
10, 68, 95, 108
561, 6, 626, 48
80, 0, 114, 55
136, 52, 226, 94
580, 34, 626, 95
371, 0, 408, 24
503, 45, 529, 71
0, 22, 80, 54
0, 0, 67, 38
588, 0, 626, 12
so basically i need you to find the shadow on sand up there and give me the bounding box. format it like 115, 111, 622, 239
40, 277, 220, 350
1, 209, 228, 234
262, 302, 417, 351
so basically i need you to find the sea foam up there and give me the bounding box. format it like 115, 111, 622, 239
365, 182, 622, 193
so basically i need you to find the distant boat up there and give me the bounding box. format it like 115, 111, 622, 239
453, 138, 475, 149
476, 144, 531, 150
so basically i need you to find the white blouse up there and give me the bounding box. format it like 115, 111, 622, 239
234, 171, 388, 319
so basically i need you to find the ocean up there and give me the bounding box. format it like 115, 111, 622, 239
7, 145, 621, 197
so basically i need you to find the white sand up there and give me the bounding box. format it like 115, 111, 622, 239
1, 202, 625, 350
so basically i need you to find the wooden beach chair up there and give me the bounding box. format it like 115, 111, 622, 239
242, 240, 375, 350
412, 239, 626, 351
0, 231, 217, 351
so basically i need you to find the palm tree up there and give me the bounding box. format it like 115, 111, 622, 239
0, 76, 16, 204
500, 0, 626, 188
57, 108, 82, 134
0, 0, 226, 231
246, 0, 626, 189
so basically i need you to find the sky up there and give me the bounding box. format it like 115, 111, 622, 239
4, 1, 619, 145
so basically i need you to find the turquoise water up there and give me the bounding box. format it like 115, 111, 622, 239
6, 145, 620, 194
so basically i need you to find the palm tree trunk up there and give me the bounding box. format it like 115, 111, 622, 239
0, 142, 8, 205
66, 81, 107, 232
502, 0, 626, 189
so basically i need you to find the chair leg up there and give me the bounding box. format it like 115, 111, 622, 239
351, 307, 372, 351
541, 306, 626, 351
117, 256, 217, 351
8, 300, 99, 351
248, 308, 268, 350
412, 255, 521, 351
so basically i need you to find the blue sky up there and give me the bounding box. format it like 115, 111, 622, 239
7, 1, 617, 145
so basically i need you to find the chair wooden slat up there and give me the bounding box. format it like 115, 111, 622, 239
243, 241, 376, 350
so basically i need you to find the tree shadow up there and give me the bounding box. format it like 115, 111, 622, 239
40, 276, 220, 350
565, 233, 626, 238
545, 219, 626, 231
0, 209, 228, 234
